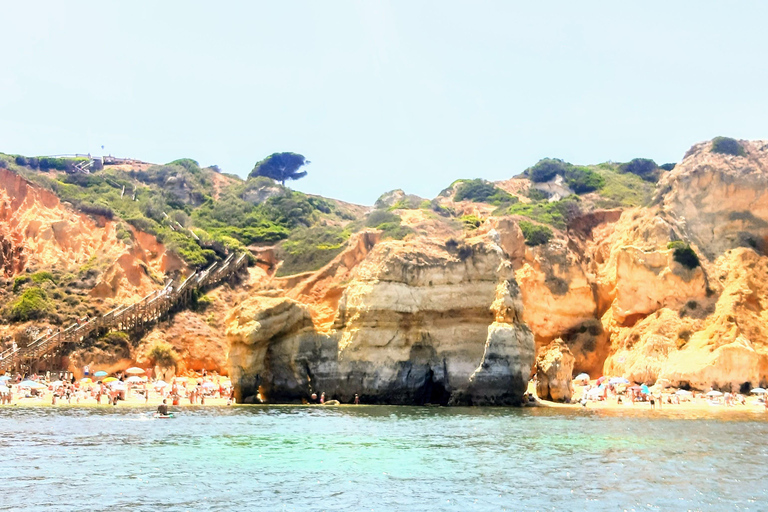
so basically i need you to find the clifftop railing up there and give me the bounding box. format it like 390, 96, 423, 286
0, 253, 248, 373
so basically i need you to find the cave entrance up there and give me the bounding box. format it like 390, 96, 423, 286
421, 368, 450, 406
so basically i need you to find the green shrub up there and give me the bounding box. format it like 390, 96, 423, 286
276, 226, 349, 276
5, 287, 52, 322
525, 188, 549, 202
30, 271, 56, 284
563, 166, 605, 193
78, 202, 115, 219
365, 210, 400, 228
165, 231, 215, 266
711, 136, 746, 156
519, 221, 553, 246
191, 291, 215, 312
376, 222, 413, 240
148, 341, 179, 369
619, 158, 659, 182
429, 199, 455, 217
460, 214, 483, 230
454, 179, 517, 205
503, 196, 581, 229
659, 163, 676, 171
525, 159, 603, 193
668, 241, 700, 269
12, 276, 30, 293
388, 195, 425, 210
528, 159, 570, 183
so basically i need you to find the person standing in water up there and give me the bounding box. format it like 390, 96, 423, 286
157, 399, 169, 416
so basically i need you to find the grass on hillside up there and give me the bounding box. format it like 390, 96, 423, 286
592, 164, 655, 208
275, 226, 351, 276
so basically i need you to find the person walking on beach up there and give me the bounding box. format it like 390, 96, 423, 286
354, 394, 359, 405
320, 392, 325, 404
649, 394, 656, 410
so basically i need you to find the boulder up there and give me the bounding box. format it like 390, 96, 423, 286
536, 339, 575, 402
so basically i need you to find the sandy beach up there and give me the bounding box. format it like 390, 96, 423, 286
529, 381, 768, 415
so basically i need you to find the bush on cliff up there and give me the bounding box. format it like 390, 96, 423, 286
526, 159, 604, 193
502, 196, 581, 230
711, 137, 746, 157
528, 159, 569, 183
519, 221, 552, 246
460, 214, 483, 230
668, 241, 700, 269
619, 158, 659, 182
453, 179, 517, 206
276, 226, 350, 276
148, 341, 179, 369
4, 287, 52, 322
563, 166, 605, 193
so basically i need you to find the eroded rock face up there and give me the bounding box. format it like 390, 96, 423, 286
228, 239, 535, 405
535, 339, 575, 402
659, 140, 768, 259
0, 168, 179, 304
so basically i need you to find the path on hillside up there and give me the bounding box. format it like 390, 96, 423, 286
0, 253, 248, 374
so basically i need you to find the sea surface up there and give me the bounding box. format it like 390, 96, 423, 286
2, 405, 767, 511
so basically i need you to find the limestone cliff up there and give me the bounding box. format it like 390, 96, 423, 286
6, 138, 768, 398
226, 138, 768, 396
227, 238, 535, 405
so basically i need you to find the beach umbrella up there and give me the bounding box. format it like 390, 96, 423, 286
94, 371, 108, 377
126, 376, 144, 384
675, 389, 692, 396
102, 377, 118, 383
706, 390, 723, 397
201, 381, 216, 389
19, 380, 46, 389
574, 373, 590, 382
80, 378, 92, 384
0, 376, 10, 381
750, 388, 766, 395
125, 367, 145, 375
596, 376, 606, 385
109, 381, 126, 389
154, 380, 169, 389
609, 377, 630, 385
640, 384, 650, 394
50, 380, 64, 387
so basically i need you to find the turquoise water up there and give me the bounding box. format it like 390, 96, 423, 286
2, 406, 767, 511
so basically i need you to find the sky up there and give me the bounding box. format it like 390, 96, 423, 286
2, 1, 768, 205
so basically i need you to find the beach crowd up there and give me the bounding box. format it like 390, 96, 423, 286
0, 367, 234, 407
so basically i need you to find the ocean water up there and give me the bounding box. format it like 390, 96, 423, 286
2, 405, 767, 511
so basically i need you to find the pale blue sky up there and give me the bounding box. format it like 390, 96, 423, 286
2, 2, 767, 204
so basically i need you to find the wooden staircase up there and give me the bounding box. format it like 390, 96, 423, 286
0, 253, 248, 373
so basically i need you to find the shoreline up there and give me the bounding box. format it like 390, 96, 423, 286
2, 396, 766, 416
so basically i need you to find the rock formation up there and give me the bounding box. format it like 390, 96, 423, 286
535, 339, 575, 402
6, 137, 768, 398
228, 238, 535, 405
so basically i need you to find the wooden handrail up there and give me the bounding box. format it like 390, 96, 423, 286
0, 253, 247, 373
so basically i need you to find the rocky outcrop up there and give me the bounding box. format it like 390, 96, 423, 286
0, 168, 178, 304
659, 140, 768, 259
535, 339, 575, 402
228, 238, 535, 405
